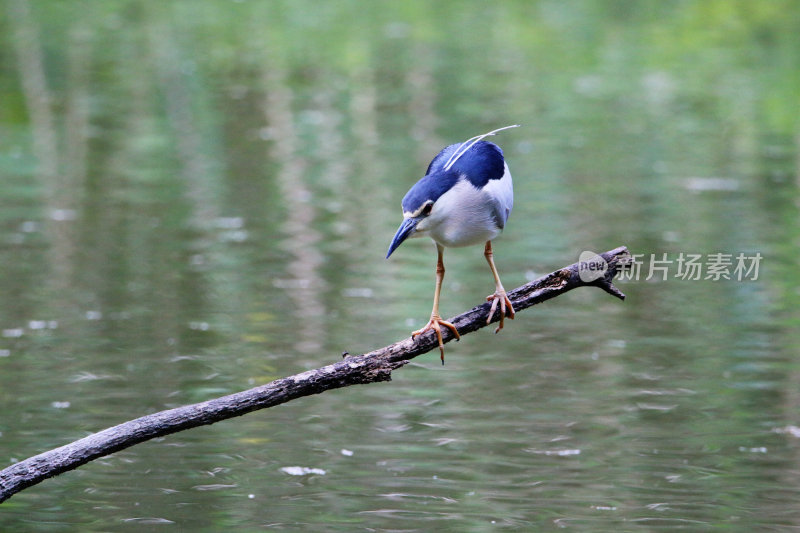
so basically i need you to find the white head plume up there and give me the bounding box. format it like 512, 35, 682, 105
442, 124, 520, 172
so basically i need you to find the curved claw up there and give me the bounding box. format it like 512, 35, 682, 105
486, 291, 515, 333
412, 316, 460, 364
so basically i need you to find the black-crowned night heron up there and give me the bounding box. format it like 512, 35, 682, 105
386, 126, 519, 363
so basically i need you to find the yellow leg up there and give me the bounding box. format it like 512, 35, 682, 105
412, 243, 460, 364
484, 241, 515, 333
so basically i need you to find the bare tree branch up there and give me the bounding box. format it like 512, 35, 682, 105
0, 246, 630, 503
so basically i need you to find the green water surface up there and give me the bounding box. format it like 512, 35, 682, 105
1, 1, 799, 531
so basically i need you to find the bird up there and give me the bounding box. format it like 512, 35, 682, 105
386, 125, 519, 364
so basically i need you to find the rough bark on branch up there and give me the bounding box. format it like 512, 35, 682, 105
0, 246, 630, 503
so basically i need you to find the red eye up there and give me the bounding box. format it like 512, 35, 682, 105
422, 203, 433, 216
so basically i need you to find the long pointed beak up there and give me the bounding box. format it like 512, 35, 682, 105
386, 218, 418, 258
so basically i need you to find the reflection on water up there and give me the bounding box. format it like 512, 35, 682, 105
1, 1, 800, 530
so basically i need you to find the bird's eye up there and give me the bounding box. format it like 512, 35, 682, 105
421, 203, 433, 216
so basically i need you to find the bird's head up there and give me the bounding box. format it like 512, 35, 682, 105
385, 170, 460, 258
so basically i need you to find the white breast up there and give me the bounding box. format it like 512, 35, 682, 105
424, 165, 513, 248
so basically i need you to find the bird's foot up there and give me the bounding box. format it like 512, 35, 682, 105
486, 290, 515, 333
412, 315, 460, 364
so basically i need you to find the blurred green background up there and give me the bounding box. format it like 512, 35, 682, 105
1, 0, 799, 530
